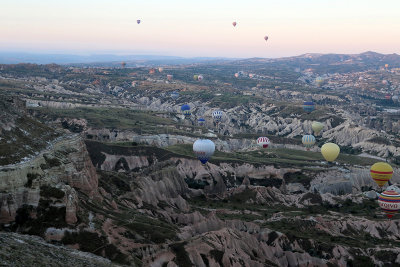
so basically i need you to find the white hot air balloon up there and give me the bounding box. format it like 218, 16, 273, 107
212, 110, 223, 123
257, 137, 270, 148
193, 139, 215, 164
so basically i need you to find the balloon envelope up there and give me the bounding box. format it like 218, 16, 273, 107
264, 36, 269, 41
312, 122, 324, 135
181, 104, 190, 111
158, 67, 164, 72
198, 118, 205, 126
232, 21, 237, 27
321, 143, 340, 162
371, 162, 393, 188
137, 20, 141, 24
378, 190, 400, 218
302, 135, 316, 149
234, 73, 239, 78
257, 137, 270, 148
193, 139, 215, 164
198, 75, 203, 81
167, 74, 173, 81
303, 101, 315, 113
212, 110, 223, 122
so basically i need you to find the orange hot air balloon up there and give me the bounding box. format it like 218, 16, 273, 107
149, 68, 155, 74
385, 64, 389, 68
232, 21, 237, 27
370, 162, 393, 187
264, 36, 269, 42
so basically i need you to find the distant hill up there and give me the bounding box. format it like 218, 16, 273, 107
232, 51, 400, 74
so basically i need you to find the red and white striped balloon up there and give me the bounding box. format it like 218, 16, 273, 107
257, 137, 270, 148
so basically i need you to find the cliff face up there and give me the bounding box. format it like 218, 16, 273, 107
0, 134, 99, 224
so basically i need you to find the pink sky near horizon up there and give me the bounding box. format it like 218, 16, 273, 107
1, 0, 400, 58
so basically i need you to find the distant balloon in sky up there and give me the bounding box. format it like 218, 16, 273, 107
264, 36, 269, 42
378, 190, 400, 219
167, 74, 173, 81
193, 75, 198, 81
321, 143, 340, 162
193, 139, 215, 164
232, 21, 237, 27
385, 64, 389, 68
198, 75, 204, 81
257, 137, 270, 148
158, 67, 164, 72
234, 73, 239, 78
121, 62, 126, 68
137, 20, 141, 24
370, 162, 393, 188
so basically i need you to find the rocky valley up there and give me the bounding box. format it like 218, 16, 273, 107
1, 55, 400, 266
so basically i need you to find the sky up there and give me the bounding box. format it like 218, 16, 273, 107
1, 0, 400, 58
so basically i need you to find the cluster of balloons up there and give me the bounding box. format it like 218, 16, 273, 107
369, 162, 399, 218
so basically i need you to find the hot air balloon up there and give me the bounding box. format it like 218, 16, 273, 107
170, 91, 179, 100
198, 117, 205, 126
181, 104, 190, 111
234, 73, 239, 78
198, 118, 205, 126
193, 75, 198, 81
312, 122, 324, 136
198, 75, 203, 81
149, 68, 155, 74
137, 19, 141, 24
121, 62, 126, 68
249, 74, 254, 78
370, 162, 393, 188
193, 139, 215, 164
212, 110, 223, 122
303, 101, 315, 113
232, 21, 237, 27
302, 135, 316, 150
321, 143, 340, 162
315, 77, 324, 87
378, 190, 400, 219
385, 94, 391, 100
257, 137, 270, 148
158, 67, 164, 72
167, 74, 173, 81
385, 64, 389, 68
264, 36, 269, 42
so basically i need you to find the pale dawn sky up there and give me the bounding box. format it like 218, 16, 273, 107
1, 0, 400, 58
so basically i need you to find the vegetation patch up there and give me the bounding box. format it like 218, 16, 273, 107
169, 242, 193, 267
40, 185, 65, 199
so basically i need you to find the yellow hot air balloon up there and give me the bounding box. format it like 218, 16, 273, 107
370, 162, 393, 188
193, 75, 198, 81
321, 143, 340, 162
312, 122, 324, 135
